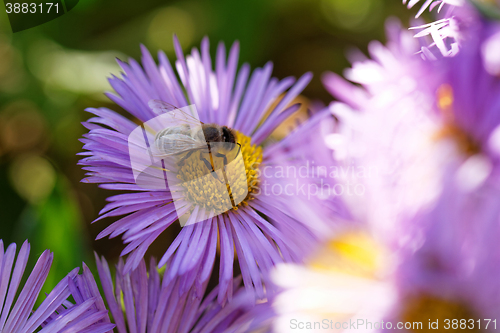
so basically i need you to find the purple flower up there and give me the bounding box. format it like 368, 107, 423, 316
79, 36, 336, 304
323, 17, 500, 239
0, 239, 114, 333
91, 254, 272, 333
322, 19, 445, 239
321, 13, 500, 330
269, 185, 500, 331
385, 20, 500, 324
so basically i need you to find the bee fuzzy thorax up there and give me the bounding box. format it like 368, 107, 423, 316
199, 124, 236, 145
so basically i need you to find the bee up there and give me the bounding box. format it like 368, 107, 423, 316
148, 100, 241, 183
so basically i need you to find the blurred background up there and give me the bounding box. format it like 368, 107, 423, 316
0, 0, 416, 297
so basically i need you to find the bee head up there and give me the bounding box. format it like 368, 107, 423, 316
201, 125, 237, 151
222, 126, 236, 144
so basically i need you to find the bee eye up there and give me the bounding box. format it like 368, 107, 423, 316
222, 127, 232, 142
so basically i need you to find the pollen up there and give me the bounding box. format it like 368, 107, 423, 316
176, 130, 262, 214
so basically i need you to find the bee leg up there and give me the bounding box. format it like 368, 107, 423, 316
213, 143, 240, 167
177, 149, 197, 167
214, 151, 238, 208
214, 152, 229, 166
199, 154, 224, 183
235, 143, 241, 158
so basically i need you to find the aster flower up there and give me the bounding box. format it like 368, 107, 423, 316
63, 254, 272, 333
317, 11, 500, 332
323, 17, 500, 238
269, 170, 500, 333
0, 239, 114, 333
79, 36, 338, 303
322, 19, 446, 239
387, 22, 500, 324
271, 186, 500, 332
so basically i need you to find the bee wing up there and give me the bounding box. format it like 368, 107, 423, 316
152, 133, 207, 157
148, 99, 204, 127
148, 100, 179, 114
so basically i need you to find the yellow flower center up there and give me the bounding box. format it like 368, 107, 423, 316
434, 84, 481, 155
308, 231, 386, 278
400, 294, 480, 332
176, 130, 262, 213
